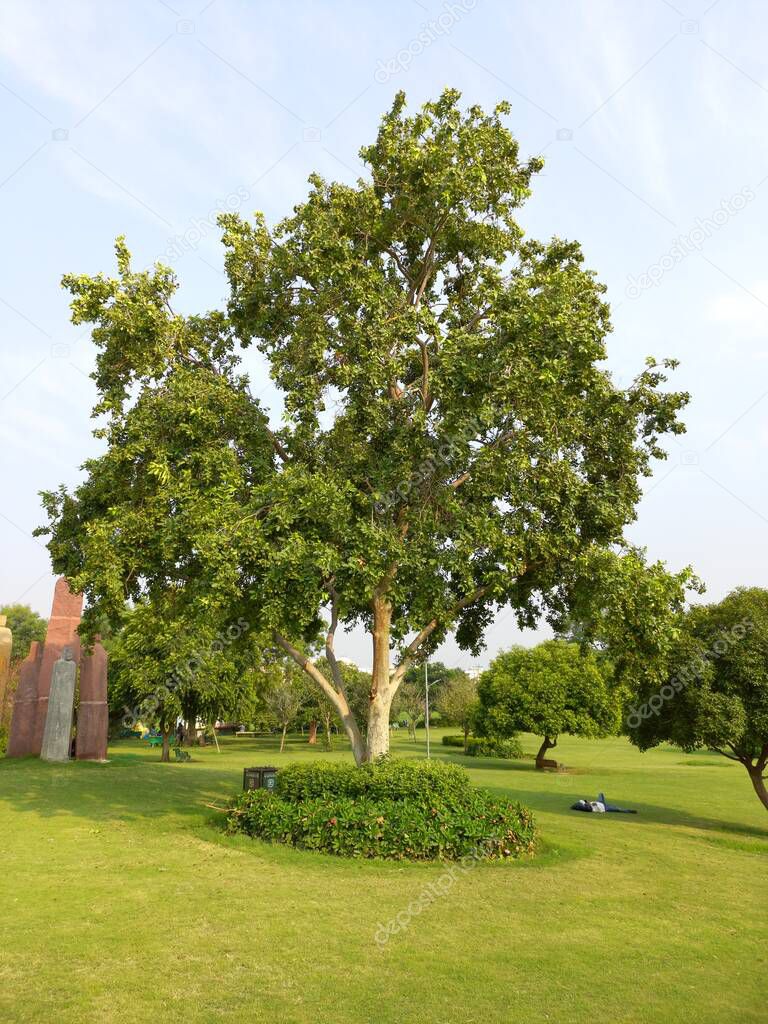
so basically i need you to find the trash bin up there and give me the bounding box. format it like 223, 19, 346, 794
243, 766, 278, 791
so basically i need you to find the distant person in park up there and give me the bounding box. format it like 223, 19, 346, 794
175, 722, 184, 745
571, 793, 637, 814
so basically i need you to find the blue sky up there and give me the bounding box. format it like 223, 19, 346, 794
1, 0, 766, 671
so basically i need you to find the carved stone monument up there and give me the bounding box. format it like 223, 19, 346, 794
40, 647, 77, 762
76, 639, 109, 761
5, 641, 42, 757
31, 579, 83, 756
7, 578, 85, 758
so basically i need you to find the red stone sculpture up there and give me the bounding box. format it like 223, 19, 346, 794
76, 640, 108, 761
6, 641, 43, 757
7, 578, 84, 758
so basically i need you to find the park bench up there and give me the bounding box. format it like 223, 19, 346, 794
146, 735, 163, 748
174, 747, 191, 762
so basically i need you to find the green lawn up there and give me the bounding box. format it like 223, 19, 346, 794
0, 731, 765, 1024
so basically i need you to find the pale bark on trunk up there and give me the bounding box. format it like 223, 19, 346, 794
307, 720, 318, 744
274, 623, 368, 764
274, 582, 491, 767
366, 596, 395, 761
280, 723, 288, 753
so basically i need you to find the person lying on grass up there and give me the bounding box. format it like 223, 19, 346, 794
571, 793, 637, 814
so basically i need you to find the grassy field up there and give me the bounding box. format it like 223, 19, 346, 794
0, 730, 765, 1024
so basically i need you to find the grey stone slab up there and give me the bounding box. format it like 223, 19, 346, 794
40, 648, 77, 762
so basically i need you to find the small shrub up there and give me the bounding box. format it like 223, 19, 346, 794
273, 758, 472, 806
441, 734, 466, 748
465, 735, 524, 759
226, 758, 536, 861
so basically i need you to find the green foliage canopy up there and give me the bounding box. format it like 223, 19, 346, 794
39, 89, 691, 763
477, 640, 620, 755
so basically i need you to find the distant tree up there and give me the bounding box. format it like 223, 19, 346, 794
261, 662, 310, 752
108, 599, 253, 761
626, 587, 768, 812
393, 677, 426, 741
0, 604, 46, 664
437, 671, 477, 752
477, 640, 620, 768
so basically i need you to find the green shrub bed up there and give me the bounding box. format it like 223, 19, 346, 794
226, 759, 536, 861
441, 734, 524, 758
441, 734, 466, 747
466, 735, 524, 759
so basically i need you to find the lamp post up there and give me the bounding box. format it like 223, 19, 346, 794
425, 661, 430, 759
424, 664, 441, 760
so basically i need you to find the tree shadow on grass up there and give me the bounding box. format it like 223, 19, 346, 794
485, 784, 768, 842
0, 753, 242, 828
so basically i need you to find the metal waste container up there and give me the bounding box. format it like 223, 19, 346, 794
243, 766, 278, 791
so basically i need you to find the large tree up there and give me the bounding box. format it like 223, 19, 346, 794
626, 587, 768, 812
39, 90, 690, 765
436, 670, 478, 752
477, 640, 620, 768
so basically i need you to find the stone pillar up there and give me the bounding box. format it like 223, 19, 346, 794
6, 641, 43, 757
76, 640, 108, 761
31, 579, 83, 756
40, 648, 77, 762
0, 614, 12, 720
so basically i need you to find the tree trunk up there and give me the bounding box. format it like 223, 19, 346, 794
463, 724, 470, 754
365, 596, 395, 761
367, 693, 392, 760
161, 728, 171, 763
323, 713, 332, 750
535, 735, 557, 770
280, 723, 288, 753
307, 720, 318, 744
747, 766, 768, 811
185, 718, 196, 747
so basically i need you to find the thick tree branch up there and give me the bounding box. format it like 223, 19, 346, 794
448, 428, 517, 492
272, 631, 342, 709
383, 246, 413, 285
419, 341, 431, 409
324, 584, 348, 697
267, 429, 290, 463
712, 746, 745, 764
390, 584, 491, 687
273, 626, 367, 764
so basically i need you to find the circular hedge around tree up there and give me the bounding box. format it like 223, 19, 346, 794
226, 759, 537, 861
